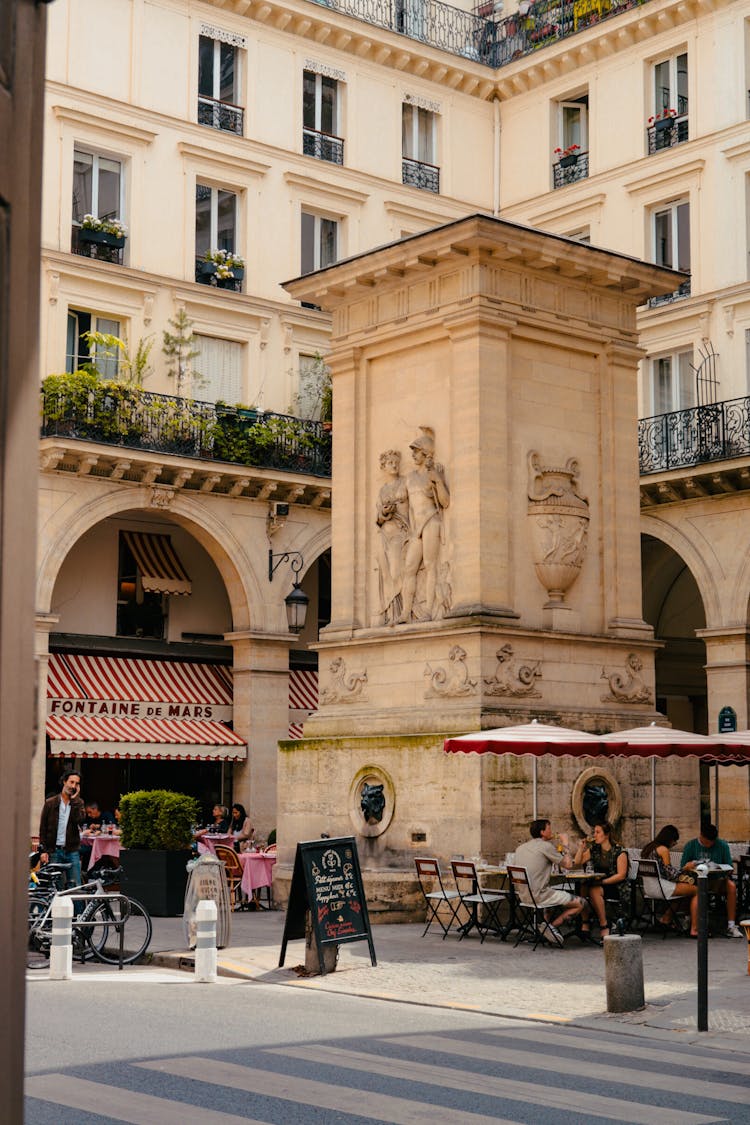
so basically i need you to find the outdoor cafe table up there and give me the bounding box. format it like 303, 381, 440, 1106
82, 832, 121, 869
238, 851, 276, 899
196, 833, 234, 856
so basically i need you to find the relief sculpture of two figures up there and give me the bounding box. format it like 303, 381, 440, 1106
375, 427, 451, 625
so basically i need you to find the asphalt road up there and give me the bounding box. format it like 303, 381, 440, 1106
25, 972, 750, 1124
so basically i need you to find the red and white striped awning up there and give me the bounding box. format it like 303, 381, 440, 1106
122, 530, 191, 596
48, 654, 232, 704
288, 668, 318, 740
47, 714, 246, 761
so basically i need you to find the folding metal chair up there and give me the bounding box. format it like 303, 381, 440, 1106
414, 857, 461, 938
450, 860, 508, 942
506, 865, 551, 949
637, 857, 689, 936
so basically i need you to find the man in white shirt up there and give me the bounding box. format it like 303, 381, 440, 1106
514, 817, 589, 947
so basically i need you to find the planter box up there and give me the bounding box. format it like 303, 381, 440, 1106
654, 116, 676, 132
119, 848, 192, 917
79, 227, 126, 249
559, 154, 578, 168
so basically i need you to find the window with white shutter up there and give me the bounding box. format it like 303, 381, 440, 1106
194, 335, 243, 404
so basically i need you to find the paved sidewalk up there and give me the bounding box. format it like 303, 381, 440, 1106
148, 910, 750, 1052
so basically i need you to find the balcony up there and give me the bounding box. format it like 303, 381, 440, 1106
40, 377, 332, 479
402, 156, 440, 193
197, 96, 244, 136
303, 128, 345, 164
552, 150, 589, 189
308, 0, 651, 68
71, 225, 124, 266
195, 257, 244, 293
647, 113, 689, 155
639, 396, 750, 476
646, 277, 691, 309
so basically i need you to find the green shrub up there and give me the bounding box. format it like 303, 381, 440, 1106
120, 789, 199, 851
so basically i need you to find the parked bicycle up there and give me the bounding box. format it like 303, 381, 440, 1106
28, 859, 152, 966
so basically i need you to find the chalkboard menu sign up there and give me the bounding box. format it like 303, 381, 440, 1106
279, 836, 376, 975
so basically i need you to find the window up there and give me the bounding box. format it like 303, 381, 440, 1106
117, 534, 166, 641
195, 184, 242, 290
71, 149, 125, 262
565, 228, 591, 244
650, 199, 691, 304
66, 310, 120, 378
193, 335, 243, 404
198, 34, 243, 135
297, 353, 329, 419
303, 71, 343, 164
649, 350, 694, 415
301, 212, 338, 274
553, 96, 588, 189
402, 104, 439, 193
649, 52, 688, 152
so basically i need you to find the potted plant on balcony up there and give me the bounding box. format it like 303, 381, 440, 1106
200, 248, 245, 287
554, 143, 580, 168
648, 108, 677, 133
119, 789, 200, 916
78, 214, 128, 249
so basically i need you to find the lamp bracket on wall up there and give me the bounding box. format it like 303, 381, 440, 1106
268, 548, 303, 583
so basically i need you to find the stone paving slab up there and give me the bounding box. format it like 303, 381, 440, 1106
147, 911, 750, 1050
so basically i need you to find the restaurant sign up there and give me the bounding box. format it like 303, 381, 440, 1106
48, 698, 232, 721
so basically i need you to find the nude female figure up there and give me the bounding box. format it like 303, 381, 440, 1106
398, 427, 450, 623
375, 449, 409, 624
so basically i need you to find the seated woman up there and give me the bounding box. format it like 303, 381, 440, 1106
574, 821, 629, 942
194, 804, 230, 838
230, 803, 255, 852
641, 823, 698, 937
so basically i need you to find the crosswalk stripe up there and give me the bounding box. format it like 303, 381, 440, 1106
25, 1074, 265, 1125
387, 1033, 748, 1105
137, 1055, 525, 1125
274, 1043, 722, 1125
498, 1026, 750, 1077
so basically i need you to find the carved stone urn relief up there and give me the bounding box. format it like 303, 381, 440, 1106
527, 452, 590, 606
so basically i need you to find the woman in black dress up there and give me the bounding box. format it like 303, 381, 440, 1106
574, 821, 629, 940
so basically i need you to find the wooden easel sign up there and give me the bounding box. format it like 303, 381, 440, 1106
279, 836, 377, 975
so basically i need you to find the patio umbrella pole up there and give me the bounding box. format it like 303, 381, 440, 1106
714, 762, 719, 832
650, 757, 656, 839
532, 757, 538, 819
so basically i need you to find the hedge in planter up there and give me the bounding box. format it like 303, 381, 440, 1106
119, 790, 200, 916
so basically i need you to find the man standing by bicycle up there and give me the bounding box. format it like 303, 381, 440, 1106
39, 771, 85, 888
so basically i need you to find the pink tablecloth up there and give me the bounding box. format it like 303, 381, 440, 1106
84, 834, 121, 868
238, 852, 276, 896
197, 833, 234, 856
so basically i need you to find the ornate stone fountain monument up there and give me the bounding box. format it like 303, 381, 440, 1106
277, 215, 684, 917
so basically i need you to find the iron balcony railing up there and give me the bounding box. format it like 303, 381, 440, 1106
402, 156, 440, 192
647, 113, 689, 155
308, 0, 650, 68
197, 96, 244, 135
41, 386, 332, 478
552, 150, 589, 189
638, 396, 750, 475
303, 127, 345, 164
71, 225, 125, 266
647, 277, 691, 309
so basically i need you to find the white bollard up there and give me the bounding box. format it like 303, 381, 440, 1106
49, 895, 74, 980
194, 899, 218, 983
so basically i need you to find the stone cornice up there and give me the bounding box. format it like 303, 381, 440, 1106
51, 104, 157, 146
283, 170, 370, 207
640, 458, 750, 506
177, 141, 271, 180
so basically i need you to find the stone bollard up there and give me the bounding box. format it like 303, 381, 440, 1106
740, 920, 750, 974
194, 899, 218, 983
604, 933, 645, 1013
49, 895, 74, 980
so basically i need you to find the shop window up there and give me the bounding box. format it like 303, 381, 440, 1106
198, 32, 244, 135
66, 310, 120, 378
116, 534, 167, 641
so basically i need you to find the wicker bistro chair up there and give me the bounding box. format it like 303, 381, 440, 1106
414, 857, 461, 938
214, 844, 245, 911
506, 865, 552, 950
450, 860, 508, 943
636, 857, 689, 936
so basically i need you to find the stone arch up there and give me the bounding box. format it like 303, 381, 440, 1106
296, 525, 332, 582
38, 489, 260, 631
640, 513, 721, 628
729, 546, 750, 627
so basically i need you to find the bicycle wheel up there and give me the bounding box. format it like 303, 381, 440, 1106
28, 895, 51, 953
87, 897, 152, 965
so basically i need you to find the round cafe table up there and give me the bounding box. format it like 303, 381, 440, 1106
83, 833, 121, 869
238, 851, 276, 900
196, 833, 234, 856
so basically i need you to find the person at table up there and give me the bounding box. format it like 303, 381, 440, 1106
573, 821, 629, 941
83, 801, 115, 833
230, 803, 255, 852
641, 824, 698, 937
194, 804, 230, 839
680, 821, 742, 939
514, 818, 590, 947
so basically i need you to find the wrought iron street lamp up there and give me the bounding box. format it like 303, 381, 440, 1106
268, 549, 309, 634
